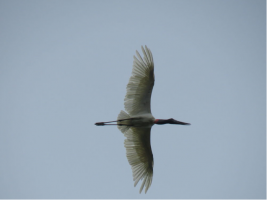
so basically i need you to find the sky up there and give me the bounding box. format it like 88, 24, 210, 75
0, 0, 266, 199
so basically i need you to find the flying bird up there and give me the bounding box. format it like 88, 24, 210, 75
95, 46, 190, 193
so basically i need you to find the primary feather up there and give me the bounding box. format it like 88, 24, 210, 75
124, 46, 154, 116
124, 127, 153, 194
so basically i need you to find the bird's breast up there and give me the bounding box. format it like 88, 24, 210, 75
131, 115, 155, 128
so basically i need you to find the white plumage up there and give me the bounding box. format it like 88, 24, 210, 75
95, 45, 190, 194
124, 46, 154, 116
118, 46, 155, 193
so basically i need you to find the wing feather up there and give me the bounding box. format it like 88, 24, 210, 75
124, 127, 154, 193
124, 46, 154, 116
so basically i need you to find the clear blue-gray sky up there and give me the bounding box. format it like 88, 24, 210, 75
0, 0, 265, 198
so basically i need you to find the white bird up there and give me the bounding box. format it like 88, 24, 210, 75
95, 46, 190, 193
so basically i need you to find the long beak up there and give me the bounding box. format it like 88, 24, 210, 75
170, 119, 191, 125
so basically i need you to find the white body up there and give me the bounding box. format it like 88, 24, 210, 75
117, 46, 155, 194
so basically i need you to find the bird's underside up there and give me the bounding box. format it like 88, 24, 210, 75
96, 46, 155, 193
116, 45, 155, 193
95, 45, 190, 194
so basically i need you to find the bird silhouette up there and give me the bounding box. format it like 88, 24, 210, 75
95, 46, 190, 193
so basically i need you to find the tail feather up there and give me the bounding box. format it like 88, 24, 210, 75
117, 110, 131, 133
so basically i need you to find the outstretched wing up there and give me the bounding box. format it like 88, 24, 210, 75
124, 127, 154, 193
124, 46, 154, 116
